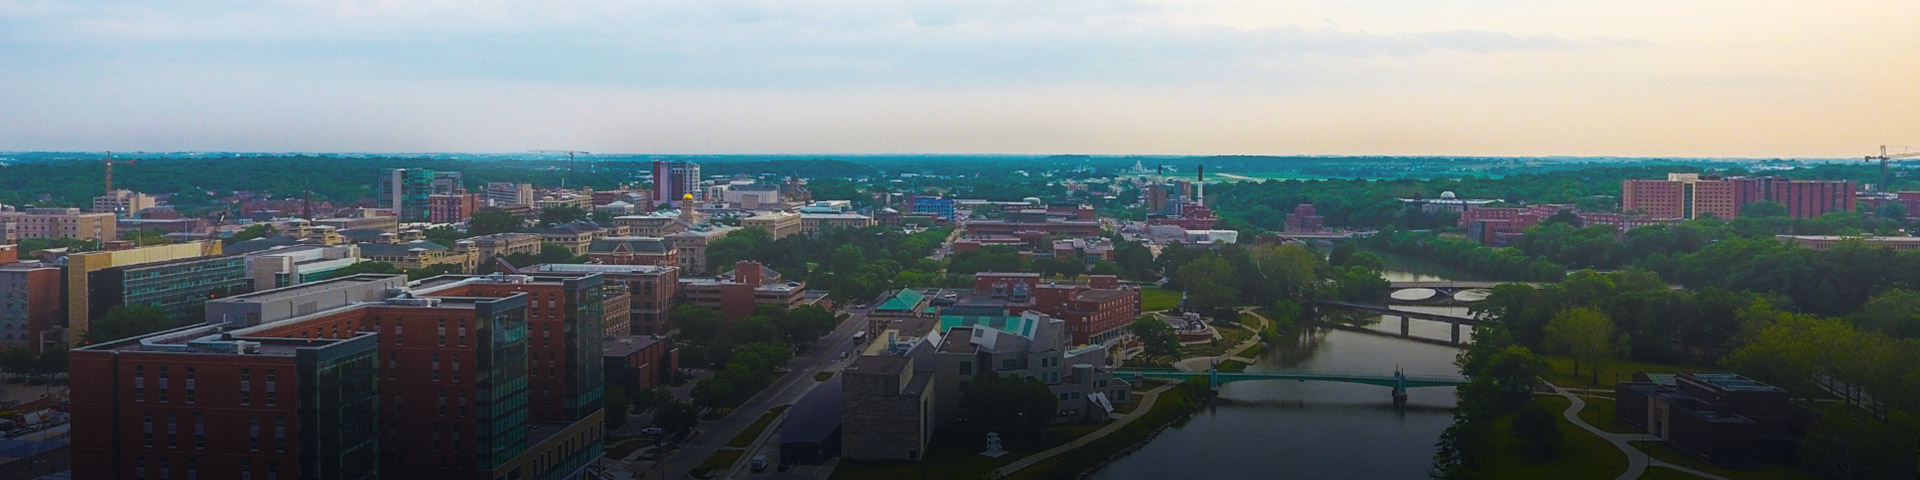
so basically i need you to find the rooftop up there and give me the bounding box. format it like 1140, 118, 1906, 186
603, 335, 669, 358
846, 355, 912, 376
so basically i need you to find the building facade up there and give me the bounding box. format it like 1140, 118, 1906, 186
89, 255, 252, 323
93, 190, 158, 217
742, 212, 803, 240
377, 169, 437, 222
64, 241, 225, 346
460, 233, 543, 263
485, 182, 536, 207
585, 237, 677, 267
649, 161, 702, 208
0, 263, 61, 353
0, 208, 117, 241
1614, 372, 1818, 468
526, 264, 680, 336
1623, 174, 1857, 220
679, 261, 806, 322
428, 194, 481, 224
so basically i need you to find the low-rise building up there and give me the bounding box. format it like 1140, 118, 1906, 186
840, 356, 935, 461
92, 190, 157, 217
679, 261, 806, 322
800, 213, 877, 235
241, 244, 364, 291
664, 225, 737, 274
931, 312, 1131, 428
89, 254, 251, 323
0, 207, 117, 241
743, 211, 804, 239
603, 334, 678, 394
358, 240, 476, 273
586, 236, 677, 267
0, 262, 62, 353
526, 222, 609, 256
315, 215, 399, 233
459, 232, 543, 262
1614, 372, 1818, 468
428, 192, 481, 223
1775, 235, 1920, 252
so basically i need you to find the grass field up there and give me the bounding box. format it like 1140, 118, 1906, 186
1140, 288, 1181, 312
813, 371, 835, 382
1177, 324, 1252, 358
1478, 395, 1628, 480
1628, 441, 1818, 480
725, 405, 791, 449
691, 449, 744, 479
1574, 396, 1639, 434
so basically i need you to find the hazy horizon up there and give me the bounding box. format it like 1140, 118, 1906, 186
3, 1, 1916, 157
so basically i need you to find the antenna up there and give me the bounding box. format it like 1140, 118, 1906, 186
529, 150, 591, 189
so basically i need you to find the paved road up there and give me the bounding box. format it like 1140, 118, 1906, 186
656, 307, 872, 479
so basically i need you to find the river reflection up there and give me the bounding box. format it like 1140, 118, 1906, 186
1091, 327, 1463, 480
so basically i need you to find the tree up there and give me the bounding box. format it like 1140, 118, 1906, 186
1543, 308, 1625, 382
537, 242, 581, 264
84, 305, 179, 344
1854, 289, 1920, 339
468, 208, 524, 236
33, 348, 66, 375
671, 306, 727, 345
1510, 404, 1562, 462
405, 263, 466, 280
0, 347, 35, 375
603, 387, 632, 430
538, 205, 590, 226
632, 386, 674, 413
121, 228, 175, 246
422, 225, 463, 248
653, 400, 702, 436
958, 370, 1058, 434
1128, 316, 1181, 358
1741, 200, 1788, 218
1174, 254, 1237, 310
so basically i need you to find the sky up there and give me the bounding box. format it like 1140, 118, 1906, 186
1, 0, 1916, 157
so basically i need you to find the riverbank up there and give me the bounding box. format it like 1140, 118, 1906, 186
1002, 379, 1215, 480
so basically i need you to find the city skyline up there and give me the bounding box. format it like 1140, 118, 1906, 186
3, 0, 1916, 157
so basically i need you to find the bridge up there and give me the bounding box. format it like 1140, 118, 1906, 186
1311, 301, 1481, 344
1387, 280, 1537, 290
1113, 367, 1469, 405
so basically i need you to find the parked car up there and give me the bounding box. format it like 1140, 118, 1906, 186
641, 427, 664, 436
750, 455, 769, 472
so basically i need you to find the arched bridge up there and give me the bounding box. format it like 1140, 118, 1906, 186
1113, 367, 1468, 405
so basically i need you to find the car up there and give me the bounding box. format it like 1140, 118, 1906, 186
840, 351, 849, 359
750, 455, 769, 472
640, 427, 664, 436
853, 303, 869, 309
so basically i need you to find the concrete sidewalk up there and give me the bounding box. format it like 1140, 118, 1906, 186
1545, 383, 1729, 480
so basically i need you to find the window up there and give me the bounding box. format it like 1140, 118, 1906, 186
958, 361, 972, 375
274, 416, 286, 452
135, 365, 146, 402
143, 411, 154, 447
240, 368, 251, 405
184, 367, 196, 403
167, 412, 177, 448
266, 369, 277, 406
159, 366, 169, 403
249, 415, 260, 451
194, 413, 205, 449
242, 460, 252, 480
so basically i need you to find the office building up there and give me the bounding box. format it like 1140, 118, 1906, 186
485, 182, 536, 207
89, 255, 251, 324
92, 190, 158, 217
377, 169, 437, 222
909, 197, 956, 222
840, 356, 934, 461
602, 335, 678, 394
432, 171, 464, 195
525, 223, 608, 256
316, 215, 400, 234
242, 244, 365, 291
585, 237, 676, 267
0, 208, 117, 241
358, 241, 476, 274
930, 311, 1130, 428
64, 241, 225, 346
649, 161, 702, 208
799, 213, 877, 235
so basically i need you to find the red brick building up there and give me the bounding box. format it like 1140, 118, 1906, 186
603, 335, 678, 393
529, 264, 680, 335
0, 262, 60, 353
1624, 174, 1856, 220
971, 273, 1137, 345
428, 193, 482, 224
680, 261, 807, 323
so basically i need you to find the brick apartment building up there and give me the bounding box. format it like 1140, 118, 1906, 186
1623, 173, 1855, 220
679, 261, 806, 322
527, 264, 680, 336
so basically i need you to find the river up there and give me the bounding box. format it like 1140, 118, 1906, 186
1090, 268, 1486, 480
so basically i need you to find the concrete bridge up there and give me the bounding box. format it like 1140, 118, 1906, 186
1311, 301, 1481, 344
1113, 367, 1469, 405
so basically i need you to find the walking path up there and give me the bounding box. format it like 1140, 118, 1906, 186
992, 382, 1180, 478
1545, 383, 1729, 480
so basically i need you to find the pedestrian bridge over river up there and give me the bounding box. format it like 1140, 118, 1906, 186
1113, 367, 1469, 405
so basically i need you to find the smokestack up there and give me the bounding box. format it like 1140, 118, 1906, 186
1196, 165, 1205, 206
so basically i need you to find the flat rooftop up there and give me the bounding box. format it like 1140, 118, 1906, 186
846, 355, 912, 376
217, 274, 406, 304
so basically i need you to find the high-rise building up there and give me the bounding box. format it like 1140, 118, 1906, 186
377, 169, 437, 222
649, 161, 702, 208
432, 171, 465, 195
72, 273, 609, 480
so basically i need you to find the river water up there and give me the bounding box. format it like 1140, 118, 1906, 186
1090, 268, 1482, 480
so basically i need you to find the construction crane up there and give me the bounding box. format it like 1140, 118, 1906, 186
529, 150, 591, 189
1866, 145, 1920, 192
100, 151, 135, 194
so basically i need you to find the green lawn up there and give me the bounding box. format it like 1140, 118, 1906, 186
1628, 442, 1818, 480
1640, 467, 1709, 480
1140, 288, 1181, 312
1574, 396, 1639, 434
1178, 324, 1253, 358
725, 404, 791, 449
1215, 360, 1250, 372
1478, 395, 1628, 480
691, 449, 744, 479
813, 371, 835, 382
1003, 382, 1211, 480
1542, 356, 1710, 389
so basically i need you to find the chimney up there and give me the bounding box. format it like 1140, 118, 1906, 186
736, 260, 763, 287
